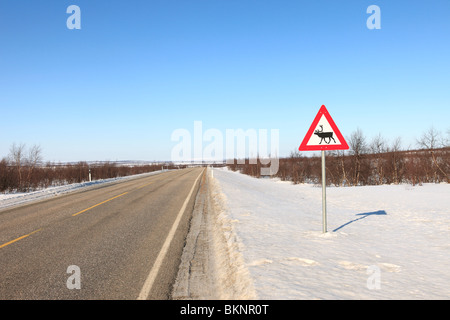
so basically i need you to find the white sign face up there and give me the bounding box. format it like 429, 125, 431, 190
305, 115, 342, 147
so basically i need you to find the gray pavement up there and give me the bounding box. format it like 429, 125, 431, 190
0, 167, 204, 299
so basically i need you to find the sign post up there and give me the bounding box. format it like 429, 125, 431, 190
298, 105, 349, 233
321, 150, 327, 233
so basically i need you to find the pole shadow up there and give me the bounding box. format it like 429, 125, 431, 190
333, 210, 387, 232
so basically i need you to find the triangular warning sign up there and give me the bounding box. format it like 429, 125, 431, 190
299, 105, 349, 151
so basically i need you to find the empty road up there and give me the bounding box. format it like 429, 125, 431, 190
0, 167, 204, 299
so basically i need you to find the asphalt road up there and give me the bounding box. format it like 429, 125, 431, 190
0, 167, 204, 299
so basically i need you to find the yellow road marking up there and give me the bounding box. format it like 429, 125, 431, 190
0, 177, 158, 249
72, 179, 155, 217
72, 192, 129, 217
0, 229, 42, 249
136, 182, 154, 189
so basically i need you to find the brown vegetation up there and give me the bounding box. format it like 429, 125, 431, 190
228, 128, 449, 186
1, 144, 180, 193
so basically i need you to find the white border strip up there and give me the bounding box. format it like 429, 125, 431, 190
137, 168, 204, 300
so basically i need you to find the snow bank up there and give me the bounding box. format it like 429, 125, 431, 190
172, 168, 257, 299
212, 167, 450, 299
0, 170, 165, 211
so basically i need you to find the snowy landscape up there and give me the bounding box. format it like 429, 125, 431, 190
210, 167, 449, 299
2, 0, 450, 306
1, 167, 448, 300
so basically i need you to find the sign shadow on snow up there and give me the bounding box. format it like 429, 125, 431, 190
333, 210, 387, 232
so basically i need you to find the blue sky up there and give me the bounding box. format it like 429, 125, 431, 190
1, 0, 449, 162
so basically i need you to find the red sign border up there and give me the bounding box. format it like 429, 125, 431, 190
299, 105, 349, 151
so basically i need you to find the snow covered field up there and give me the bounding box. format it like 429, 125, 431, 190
211, 167, 450, 300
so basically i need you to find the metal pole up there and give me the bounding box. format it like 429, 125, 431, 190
321, 150, 327, 233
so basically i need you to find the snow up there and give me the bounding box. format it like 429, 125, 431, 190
0, 170, 165, 210
210, 167, 450, 300
2, 166, 448, 300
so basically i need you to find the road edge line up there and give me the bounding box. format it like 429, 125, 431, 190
137, 168, 204, 300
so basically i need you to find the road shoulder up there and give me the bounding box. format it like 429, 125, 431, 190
172, 167, 256, 300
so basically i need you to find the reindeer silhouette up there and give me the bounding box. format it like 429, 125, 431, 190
314, 125, 336, 144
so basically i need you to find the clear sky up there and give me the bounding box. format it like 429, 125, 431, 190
1, 0, 449, 162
